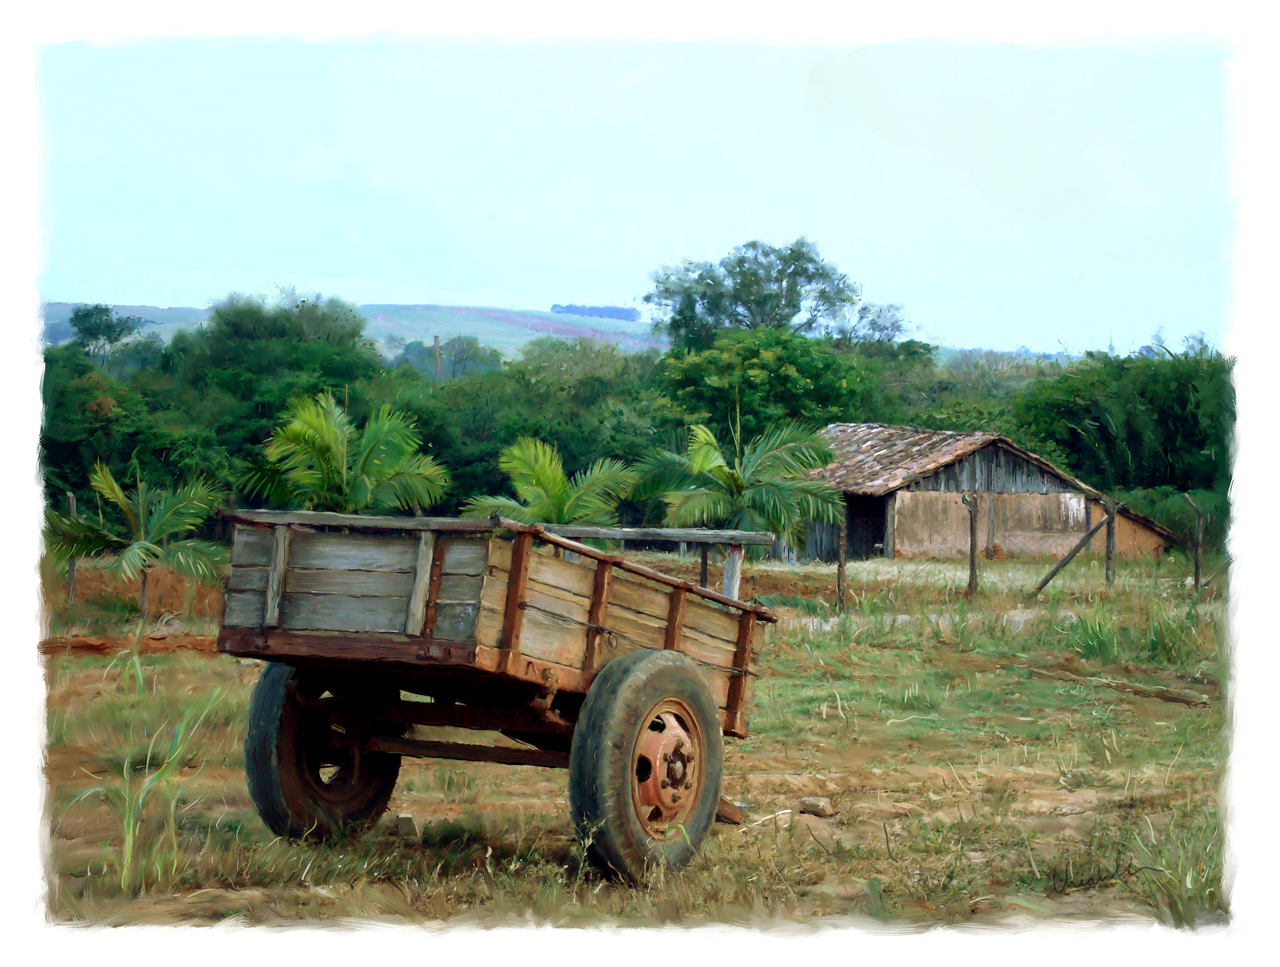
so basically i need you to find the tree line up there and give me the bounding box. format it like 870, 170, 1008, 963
40, 239, 1233, 555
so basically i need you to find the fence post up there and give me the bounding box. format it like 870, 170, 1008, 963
721, 544, 744, 601
837, 512, 847, 614
699, 544, 709, 589
66, 491, 77, 605
961, 494, 978, 598
1183, 494, 1205, 592
1104, 498, 1117, 588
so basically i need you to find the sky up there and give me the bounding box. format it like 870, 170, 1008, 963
37, 36, 1232, 355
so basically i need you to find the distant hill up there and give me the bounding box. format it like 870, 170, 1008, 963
40, 302, 664, 356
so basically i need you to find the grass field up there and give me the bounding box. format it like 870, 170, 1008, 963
41, 551, 1229, 928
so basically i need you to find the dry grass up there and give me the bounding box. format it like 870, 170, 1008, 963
42, 553, 1228, 928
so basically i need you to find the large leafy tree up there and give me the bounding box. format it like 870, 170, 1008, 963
460, 437, 638, 527
658, 328, 869, 444
43, 463, 227, 617
239, 392, 450, 514
69, 304, 143, 360
635, 421, 842, 551
646, 239, 860, 351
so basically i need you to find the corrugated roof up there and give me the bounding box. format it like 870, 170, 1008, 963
813, 422, 1178, 543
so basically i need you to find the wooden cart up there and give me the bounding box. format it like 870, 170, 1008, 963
217, 509, 776, 881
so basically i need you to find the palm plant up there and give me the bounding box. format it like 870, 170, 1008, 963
239, 392, 450, 514
44, 463, 227, 617
635, 421, 843, 551
460, 438, 638, 529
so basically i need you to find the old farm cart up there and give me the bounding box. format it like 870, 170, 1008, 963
217, 510, 776, 881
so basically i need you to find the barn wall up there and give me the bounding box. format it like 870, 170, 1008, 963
891, 491, 1165, 560
905, 444, 1075, 494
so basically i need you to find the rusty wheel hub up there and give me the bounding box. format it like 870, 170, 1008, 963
632, 700, 702, 836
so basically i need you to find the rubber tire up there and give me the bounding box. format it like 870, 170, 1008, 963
569, 649, 724, 882
244, 662, 401, 839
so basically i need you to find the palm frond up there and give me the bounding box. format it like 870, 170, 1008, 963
236, 462, 297, 504
43, 512, 128, 562
662, 489, 736, 528
106, 541, 163, 583
145, 477, 225, 541
686, 425, 728, 476
159, 540, 228, 586
564, 459, 639, 522
631, 450, 698, 501
352, 405, 422, 481
89, 463, 138, 536
460, 495, 539, 523
367, 454, 450, 511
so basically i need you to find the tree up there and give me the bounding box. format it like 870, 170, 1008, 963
646, 239, 861, 351
43, 462, 227, 617
657, 328, 870, 444
239, 392, 450, 514
635, 421, 842, 551
460, 437, 638, 528
69, 304, 143, 360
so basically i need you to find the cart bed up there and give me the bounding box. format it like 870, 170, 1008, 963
217, 511, 773, 737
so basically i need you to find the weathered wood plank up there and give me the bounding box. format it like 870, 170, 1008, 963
281, 592, 411, 634
539, 525, 775, 546
515, 607, 587, 669
682, 597, 739, 642
664, 587, 686, 651
218, 630, 477, 665
288, 531, 418, 571
500, 532, 535, 672
725, 612, 756, 735
721, 545, 744, 601
404, 531, 435, 636
227, 566, 269, 592
285, 568, 415, 596
423, 535, 448, 637
437, 571, 485, 604
231, 526, 272, 567
527, 553, 596, 598
584, 560, 613, 672
608, 573, 672, 620
265, 525, 292, 628
442, 538, 489, 576
220, 509, 499, 533
224, 590, 265, 628
474, 603, 504, 651
433, 602, 480, 642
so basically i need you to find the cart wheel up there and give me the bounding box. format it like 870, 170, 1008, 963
569, 649, 723, 882
244, 662, 401, 839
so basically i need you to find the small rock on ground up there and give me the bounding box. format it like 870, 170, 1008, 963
799, 796, 835, 818
395, 813, 420, 837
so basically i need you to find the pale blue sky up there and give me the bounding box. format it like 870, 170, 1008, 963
37, 37, 1231, 354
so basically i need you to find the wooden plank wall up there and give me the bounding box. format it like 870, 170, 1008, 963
475, 542, 759, 727
224, 526, 488, 638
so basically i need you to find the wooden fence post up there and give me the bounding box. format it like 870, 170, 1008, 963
1184, 494, 1205, 592
722, 544, 744, 601
1104, 499, 1117, 588
700, 544, 709, 589
837, 512, 847, 614
66, 491, 77, 605
961, 494, 978, 598
1029, 510, 1114, 599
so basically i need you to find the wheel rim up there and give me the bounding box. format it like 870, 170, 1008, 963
630, 697, 704, 839
287, 681, 378, 811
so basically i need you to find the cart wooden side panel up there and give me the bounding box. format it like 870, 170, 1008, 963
217, 515, 772, 737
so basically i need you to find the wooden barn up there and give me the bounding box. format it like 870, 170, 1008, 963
803, 423, 1175, 562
